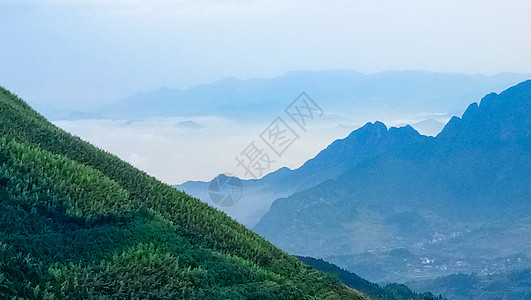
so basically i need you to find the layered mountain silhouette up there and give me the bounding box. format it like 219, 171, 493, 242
253, 80, 531, 284
54, 70, 531, 124
179, 121, 430, 227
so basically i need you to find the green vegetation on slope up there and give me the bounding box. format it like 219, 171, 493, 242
0, 86, 366, 299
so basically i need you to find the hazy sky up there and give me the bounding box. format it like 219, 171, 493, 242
1, 0, 531, 109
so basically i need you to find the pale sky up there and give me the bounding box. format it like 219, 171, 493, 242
1, 0, 531, 109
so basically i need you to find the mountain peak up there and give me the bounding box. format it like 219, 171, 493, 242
361, 121, 387, 130
438, 80, 530, 144
461, 102, 479, 119
295, 121, 428, 175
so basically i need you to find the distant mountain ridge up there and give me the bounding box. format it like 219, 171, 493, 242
253, 80, 531, 286
179, 80, 531, 229
53, 70, 531, 123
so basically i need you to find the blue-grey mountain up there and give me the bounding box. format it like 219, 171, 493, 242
253, 81, 531, 289
53, 70, 531, 127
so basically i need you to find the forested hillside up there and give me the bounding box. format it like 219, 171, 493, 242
0, 86, 367, 299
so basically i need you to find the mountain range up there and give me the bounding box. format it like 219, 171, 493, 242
253, 80, 531, 283
180, 80, 531, 298
49, 70, 531, 128
49, 70, 531, 187
176, 72, 531, 227
179, 121, 430, 227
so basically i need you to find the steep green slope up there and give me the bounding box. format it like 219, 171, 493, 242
0, 86, 366, 299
